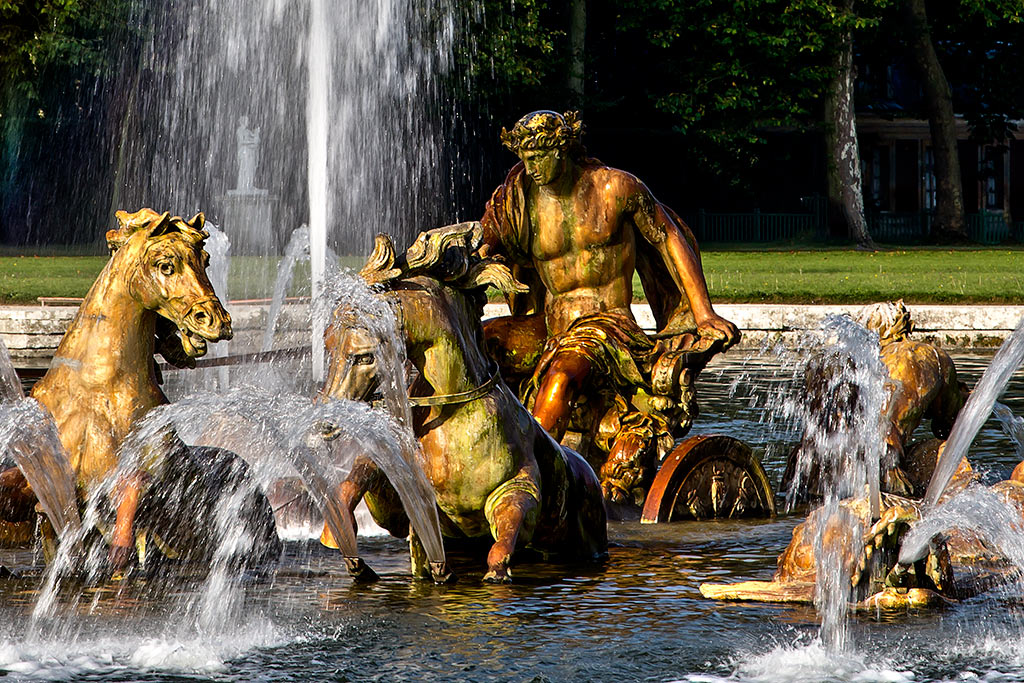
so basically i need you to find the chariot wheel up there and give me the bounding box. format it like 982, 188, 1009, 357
640, 435, 776, 523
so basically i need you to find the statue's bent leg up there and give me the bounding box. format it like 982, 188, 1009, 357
532, 352, 592, 440
482, 474, 541, 583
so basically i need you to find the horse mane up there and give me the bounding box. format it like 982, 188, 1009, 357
360, 222, 529, 300
107, 208, 209, 253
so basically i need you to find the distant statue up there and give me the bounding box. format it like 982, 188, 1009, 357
235, 115, 260, 191
479, 110, 740, 505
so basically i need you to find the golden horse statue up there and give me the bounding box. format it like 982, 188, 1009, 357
319, 224, 608, 583
0, 209, 244, 567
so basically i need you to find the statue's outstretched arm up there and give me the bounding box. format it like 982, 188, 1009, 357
630, 189, 739, 348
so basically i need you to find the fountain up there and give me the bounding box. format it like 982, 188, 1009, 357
700, 308, 1024, 662
4, 0, 1024, 680
3, 294, 1024, 679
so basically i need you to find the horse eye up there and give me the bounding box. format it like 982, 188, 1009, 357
158, 261, 175, 276
353, 353, 374, 365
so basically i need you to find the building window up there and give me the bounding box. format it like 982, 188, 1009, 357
980, 146, 1005, 212
922, 147, 936, 210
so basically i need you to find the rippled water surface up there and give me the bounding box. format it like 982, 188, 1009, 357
2, 351, 1023, 682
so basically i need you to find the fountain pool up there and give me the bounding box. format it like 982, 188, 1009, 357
0, 350, 1022, 681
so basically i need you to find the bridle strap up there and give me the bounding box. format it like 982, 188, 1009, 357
408, 365, 502, 408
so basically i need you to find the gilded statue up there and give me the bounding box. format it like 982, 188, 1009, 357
0, 209, 278, 570
319, 225, 608, 583
783, 300, 970, 501
479, 110, 740, 505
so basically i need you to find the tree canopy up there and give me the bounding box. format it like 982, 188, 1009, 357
3, 0, 1024, 244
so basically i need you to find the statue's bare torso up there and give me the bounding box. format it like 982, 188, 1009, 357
528, 165, 646, 334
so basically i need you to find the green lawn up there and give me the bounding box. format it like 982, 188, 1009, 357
695, 248, 1024, 304
0, 248, 1021, 305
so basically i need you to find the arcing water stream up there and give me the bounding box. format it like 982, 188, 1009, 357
899, 316, 1024, 567
923, 316, 1024, 510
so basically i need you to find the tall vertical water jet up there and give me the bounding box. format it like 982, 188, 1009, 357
115, 0, 458, 385
306, 0, 329, 381
769, 315, 891, 651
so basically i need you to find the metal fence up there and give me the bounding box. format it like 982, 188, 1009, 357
682, 207, 1019, 245
868, 210, 1013, 245
682, 209, 823, 243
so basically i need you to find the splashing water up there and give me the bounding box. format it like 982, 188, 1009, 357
923, 316, 1024, 510
900, 484, 1024, 576
0, 400, 80, 541
760, 315, 892, 652
0, 337, 23, 403
781, 315, 890, 516
993, 402, 1024, 460
315, 270, 445, 564
261, 225, 341, 354
146, 385, 442, 569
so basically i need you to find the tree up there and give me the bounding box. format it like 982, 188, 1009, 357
1, 0, 140, 244
609, 0, 838, 180
567, 0, 586, 107
826, 0, 876, 249
0, 0, 134, 112
900, 0, 968, 242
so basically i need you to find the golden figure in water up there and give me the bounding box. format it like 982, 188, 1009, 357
480, 110, 739, 505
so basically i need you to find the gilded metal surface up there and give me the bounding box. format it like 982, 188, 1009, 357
783, 302, 968, 501
480, 111, 740, 505
1, 208, 234, 566
701, 493, 952, 608
321, 229, 607, 583
700, 466, 1024, 610
641, 435, 775, 523
29, 209, 232, 492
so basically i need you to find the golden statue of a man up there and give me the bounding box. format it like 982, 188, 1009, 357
480, 110, 739, 503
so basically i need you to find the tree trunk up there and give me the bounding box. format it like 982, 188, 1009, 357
824, 0, 875, 250
567, 0, 586, 107
901, 0, 967, 242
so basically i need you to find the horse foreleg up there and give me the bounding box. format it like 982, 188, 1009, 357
319, 456, 385, 583
109, 471, 147, 572
483, 476, 541, 584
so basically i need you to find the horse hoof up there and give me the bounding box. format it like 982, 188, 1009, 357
482, 569, 512, 584
344, 556, 379, 583
429, 561, 456, 585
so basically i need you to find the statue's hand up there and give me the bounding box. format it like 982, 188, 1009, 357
697, 314, 740, 350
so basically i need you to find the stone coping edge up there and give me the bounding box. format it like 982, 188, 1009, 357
1, 303, 1020, 368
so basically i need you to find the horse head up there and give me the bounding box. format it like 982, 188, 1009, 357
108, 208, 233, 359
320, 309, 382, 404
319, 223, 528, 406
